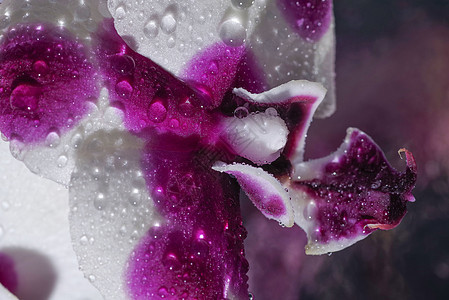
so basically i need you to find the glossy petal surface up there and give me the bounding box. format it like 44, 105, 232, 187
213, 162, 294, 227
289, 128, 417, 254
126, 147, 248, 299
69, 129, 157, 300
234, 80, 326, 164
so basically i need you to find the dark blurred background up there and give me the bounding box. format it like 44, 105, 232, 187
245, 1, 449, 299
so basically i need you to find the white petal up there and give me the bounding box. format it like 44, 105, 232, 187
69, 129, 160, 300
107, 0, 266, 76
221, 111, 289, 165
248, 1, 335, 117
234, 80, 326, 165
213, 162, 294, 227
0, 140, 102, 300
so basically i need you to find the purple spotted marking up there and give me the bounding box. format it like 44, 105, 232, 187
127, 148, 248, 299
0, 252, 18, 294
0, 23, 97, 144
94, 20, 219, 139
228, 171, 286, 219
277, 0, 333, 41
294, 129, 417, 244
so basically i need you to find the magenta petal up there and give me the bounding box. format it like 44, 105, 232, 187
289, 128, 417, 254
126, 147, 249, 299
94, 20, 213, 138
0, 23, 98, 144
181, 43, 245, 109
213, 162, 294, 227
277, 0, 333, 41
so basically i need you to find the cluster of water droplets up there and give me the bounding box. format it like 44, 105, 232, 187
69, 126, 160, 300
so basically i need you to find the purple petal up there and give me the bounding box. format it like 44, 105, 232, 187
288, 128, 417, 254
0, 23, 98, 144
213, 162, 294, 227
126, 146, 249, 299
277, 0, 333, 41
69, 129, 154, 299
181, 43, 245, 109
94, 20, 213, 138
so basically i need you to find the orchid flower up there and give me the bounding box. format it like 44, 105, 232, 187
0, 0, 417, 299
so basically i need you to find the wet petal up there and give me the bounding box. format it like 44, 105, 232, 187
94, 19, 213, 138
287, 128, 417, 255
220, 110, 289, 165
69, 129, 157, 299
233, 80, 326, 164
0, 140, 102, 300
125, 146, 249, 300
108, 1, 335, 118
107, 0, 265, 76
213, 162, 294, 227
277, 0, 333, 41
248, 0, 335, 117
0, 9, 101, 184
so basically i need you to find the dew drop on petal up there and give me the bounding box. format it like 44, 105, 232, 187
219, 17, 247, 47
147, 101, 167, 123
234, 106, 249, 119
115, 80, 133, 99
160, 12, 177, 34
144, 18, 159, 39
45, 131, 61, 148
33, 60, 48, 74
231, 0, 255, 9
115, 5, 127, 20
9, 83, 41, 112
57, 155, 68, 168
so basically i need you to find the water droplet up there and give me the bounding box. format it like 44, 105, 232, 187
161, 13, 177, 34
265, 107, 278, 117
115, 80, 133, 99
231, 0, 255, 9
219, 18, 247, 47
179, 99, 195, 117
94, 192, 106, 210
158, 286, 169, 298
88, 274, 96, 282
304, 201, 317, 220
0, 14, 11, 30
46, 131, 61, 148
9, 139, 25, 161
57, 155, 68, 168
75, 5, 91, 21
10, 84, 41, 112
208, 61, 218, 74
80, 235, 89, 245
71, 133, 83, 148
234, 106, 248, 119
162, 253, 181, 271
111, 55, 136, 75
115, 5, 126, 20
144, 16, 159, 38
167, 36, 176, 48
1, 201, 11, 211
148, 101, 167, 123
169, 118, 179, 128
0, 225, 4, 240
33, 60, 48, 74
